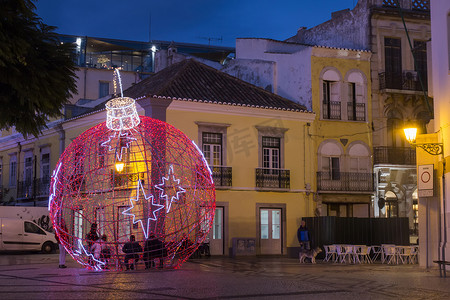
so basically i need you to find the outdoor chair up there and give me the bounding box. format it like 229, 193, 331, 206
357, 245, 372, 264
323, 245, 337, 262
382, 244, 397, 264
399, 246, 413, 264
410, 246, 419, 264
343, 245, 358, 264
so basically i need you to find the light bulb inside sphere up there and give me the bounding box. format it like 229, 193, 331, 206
115, 161, 125, 172
49, 116, 215, 271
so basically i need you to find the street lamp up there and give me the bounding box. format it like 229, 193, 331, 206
404, 126, 447, 277
403, 127, 444, 155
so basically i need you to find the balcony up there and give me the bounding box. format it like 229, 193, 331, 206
379, 72, 427, 92
373, 147, 416, 165
211, 166, 232, 188
382, 0, 429, 11
256, 168, 290, 189
323, 101, 341, 120
16, 178, 50, 200
317, 172, 375, 192
347, 102, 366, 121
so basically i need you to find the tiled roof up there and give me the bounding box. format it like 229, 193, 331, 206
124, 59, 309, 112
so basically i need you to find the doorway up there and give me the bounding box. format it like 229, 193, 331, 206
260, 208, 282, 254
209, 206, 224, 255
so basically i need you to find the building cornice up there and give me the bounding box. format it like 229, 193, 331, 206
168, 99, 316, 122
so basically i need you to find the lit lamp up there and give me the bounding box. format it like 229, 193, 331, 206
404, 125, 446, 277
115, 161, 125, 172
404, 127, 418, 144
403, 126, 443, 156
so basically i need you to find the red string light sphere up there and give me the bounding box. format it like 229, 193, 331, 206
49, 115, 216, 271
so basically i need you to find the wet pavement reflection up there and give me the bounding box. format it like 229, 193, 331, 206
0, 253, 449, 299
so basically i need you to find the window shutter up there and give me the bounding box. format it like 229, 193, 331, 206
355, 83, 364, 103
330, 82, 340, 102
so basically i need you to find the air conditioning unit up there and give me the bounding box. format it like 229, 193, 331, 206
403, 70, 417, 80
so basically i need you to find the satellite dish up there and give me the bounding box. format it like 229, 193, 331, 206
378, 198, 386, 209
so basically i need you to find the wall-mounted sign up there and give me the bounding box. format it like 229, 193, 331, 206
418, 164, 434, 197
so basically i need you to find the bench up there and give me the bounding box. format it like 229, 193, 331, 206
433, 260, 450, 278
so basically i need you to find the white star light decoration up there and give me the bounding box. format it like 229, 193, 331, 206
155, 165, 186, 213
48, 162, 62, 211
100, 130, 137, 161
122, 180, 164, 239
73, 240, 106, 271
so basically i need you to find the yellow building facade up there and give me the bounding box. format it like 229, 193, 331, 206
0, 59, 316, 257
310, 47, 373, 217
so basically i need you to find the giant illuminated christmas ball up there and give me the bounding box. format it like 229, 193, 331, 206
49, 97, 215, 271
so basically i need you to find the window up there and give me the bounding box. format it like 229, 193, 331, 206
256, 126, 289, 189
24, 152, 33, 184
9, 154, 17, 186
202, 132, 222, 166
98, 142, 107, 168
262, 137, 280, 170
348, 143, 370, 173
346, 71, 366, 121
96, 207, 106, 236
322, 157, 340, 180
318, 141, 343, 181
414, 41, 428, 90
73, 209, 83, 248
41, 152, 50, 183
384, 37, 402, 89
321, 69, 341, 120
323, 80, 341, 119
25, 221, 46, 235
99, 81, 110, 98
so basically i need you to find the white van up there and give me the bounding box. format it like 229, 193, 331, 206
0, 218, 57, 254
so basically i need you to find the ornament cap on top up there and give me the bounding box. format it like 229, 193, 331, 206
105, 97, 140, 131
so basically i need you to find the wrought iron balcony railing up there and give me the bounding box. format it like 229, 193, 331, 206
323, 101, 341, 120
211, 166, 232, 187
17, 178, 51, 199
373, 147, 416, 165
256, 168, 290, 189
347, 102, 366, 121
382, 0, 429, 11
379, 72, 427, 91
317, 172, 375, 192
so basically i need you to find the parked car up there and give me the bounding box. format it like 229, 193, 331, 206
0, 218, 57, 254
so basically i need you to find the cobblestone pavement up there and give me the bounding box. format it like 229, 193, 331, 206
0, 253, 449, 299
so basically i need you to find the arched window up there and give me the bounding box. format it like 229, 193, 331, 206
345, 71, 367, 121
385, 191, 398, 218
318, 141, 343, 180
386, 109, 406, 148
347, 143, 370, 173
321, 69, 342, 120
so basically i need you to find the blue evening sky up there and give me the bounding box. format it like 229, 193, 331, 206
36, 0, 358, 47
